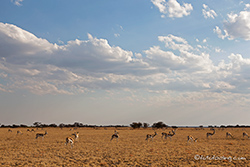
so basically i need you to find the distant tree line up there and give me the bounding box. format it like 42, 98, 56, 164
208, 124, 250, 128
1, 121, 250, 128
130, 121, 179, 129
129, 121, 250, 129
130, 122, 149, 129
0, 122, 128, 128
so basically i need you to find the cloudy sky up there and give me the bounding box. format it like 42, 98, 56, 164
1, 0, 250, 126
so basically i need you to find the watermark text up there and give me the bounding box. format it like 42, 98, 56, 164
194, 154, 246, 162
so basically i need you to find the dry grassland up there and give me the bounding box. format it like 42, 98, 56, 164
0, 127, 250, 166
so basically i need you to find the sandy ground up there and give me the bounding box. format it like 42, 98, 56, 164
0, 127, 250, 166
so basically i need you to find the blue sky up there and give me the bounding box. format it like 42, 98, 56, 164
1, 0, 250, 126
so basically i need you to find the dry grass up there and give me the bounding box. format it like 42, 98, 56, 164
1, 127, 250, 166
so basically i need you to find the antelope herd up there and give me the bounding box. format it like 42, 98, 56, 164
7, 127, 250, 149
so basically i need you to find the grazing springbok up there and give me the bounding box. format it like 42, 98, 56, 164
110, 130, 119, 141
243, 132, 249, 138
187, 135, 198, 143
206, 129, 215, 138
17, 130, 22, 135
226, 132, 233, 138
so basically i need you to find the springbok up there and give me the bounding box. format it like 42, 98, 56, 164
110, 130, 119, 141
206, 129, 215, 138
65, 137, 74, 148
146, 132, 157, 141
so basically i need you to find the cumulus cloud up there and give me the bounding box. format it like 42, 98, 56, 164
0, 22, 151, 94
0, 23, 57, 59
146, 35, 215, 74
1, 22, 250, 95
151, 0, 193, 18
202, 4, 217, 19
144, 46, 185, 72
224, 11, 250, 40
214, 9, 250, 40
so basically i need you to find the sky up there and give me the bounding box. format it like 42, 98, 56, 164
1, 0, 250, 126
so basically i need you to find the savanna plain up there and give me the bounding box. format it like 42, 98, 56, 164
0, 127, 250, 166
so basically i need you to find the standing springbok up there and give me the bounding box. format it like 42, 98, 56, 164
146, 132, 157, 141
164, 129, 176, 141
65, 137, 74, 148
36, 131, 48, 139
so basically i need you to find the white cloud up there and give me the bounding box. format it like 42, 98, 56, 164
114, 33, 120, 37
224, 11, 250, 40
158, 34, 193, 51
213, 26, 229, 40
151, 0, 167, 14
151, 0, 193, 18
202, 4, 217, 19
0, 23, 150, 94
244, 4, 250, 10
197, 45, 202, 49
145, 35, 214, 75
209, 81, 235, 93
11, 0, 23, 6
0, 22, 57, 57
215, 48, 222, 53
167, 0, 193, 18
215, 9, 250, 41
57, 39, 64, 45
144, 46, 185, 72
1, 22, 250, 96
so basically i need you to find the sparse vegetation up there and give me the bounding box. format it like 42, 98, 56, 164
130, 122, 142, 129
1, 126, 250, 166
152, 121, 168, 129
